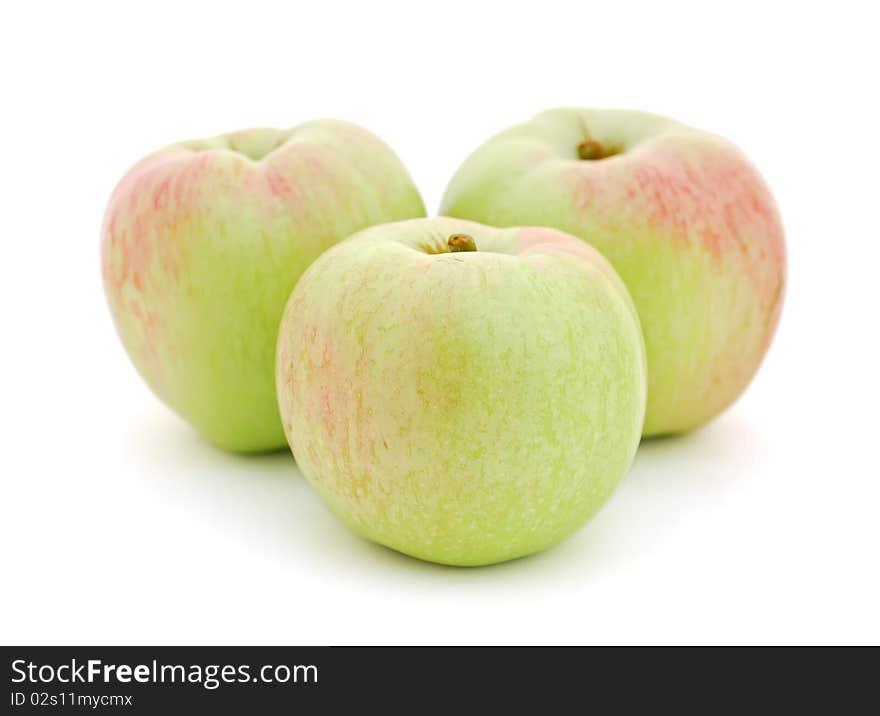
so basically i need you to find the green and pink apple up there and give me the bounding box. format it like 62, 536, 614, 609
102, 120, 425, 452
441, 109, 786, 436
276, 217, 646, 566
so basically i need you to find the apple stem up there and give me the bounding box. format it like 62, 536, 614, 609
577, 139, 604, 161
447, 234, 477, 252
577, 138, 621, 161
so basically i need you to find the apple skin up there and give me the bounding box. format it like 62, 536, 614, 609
440, 109, 786, 436
102, 120, 426, 452
276, 217, 646, 566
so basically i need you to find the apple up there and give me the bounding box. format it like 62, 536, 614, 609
440, 109, 786, 436
102, 120, 426, 452
276, 217, 646, 566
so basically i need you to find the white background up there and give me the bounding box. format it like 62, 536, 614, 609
2, 1, 878, 645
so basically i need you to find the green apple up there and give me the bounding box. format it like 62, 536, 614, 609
276, 217, 646, 566
102, 120, 426, 452
441, 109, 786, 436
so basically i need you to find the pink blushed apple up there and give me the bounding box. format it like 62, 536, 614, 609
276, 217, 646, 566
441, 108, 786, 436
102, 120, 425, 452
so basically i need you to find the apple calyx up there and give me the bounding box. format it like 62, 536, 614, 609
576, 139, 619, 161
447, 234, 477, 252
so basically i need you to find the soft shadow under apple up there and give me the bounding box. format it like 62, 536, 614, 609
123, 407, 770, 585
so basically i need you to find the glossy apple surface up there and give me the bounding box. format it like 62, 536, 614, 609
441, 109, 786, 436
102, 120, 425, 451
277, 217, 646, 566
